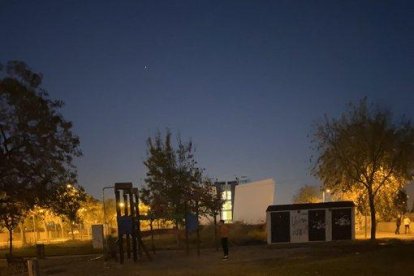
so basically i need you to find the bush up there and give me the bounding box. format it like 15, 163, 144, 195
228, 222, 266, 245
140, 222, 267, 250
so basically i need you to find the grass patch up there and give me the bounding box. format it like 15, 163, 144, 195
177, 240, 414, 275
274, 242, 414, 275
141, 223, 267, 251
2, 238, 413, 275
0, 240, 102, 258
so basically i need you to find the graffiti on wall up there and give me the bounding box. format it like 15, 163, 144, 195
290, 210, 308, 243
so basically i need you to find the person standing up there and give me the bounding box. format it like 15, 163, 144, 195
395, 215, 401, 234
218, 219, 229, 260
403, 216, 411, 234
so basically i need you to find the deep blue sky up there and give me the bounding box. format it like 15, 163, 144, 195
1, 0, 413, 203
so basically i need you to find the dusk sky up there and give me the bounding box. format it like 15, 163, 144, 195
1, 0, 413, 204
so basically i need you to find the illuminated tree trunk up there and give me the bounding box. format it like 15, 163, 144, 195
368, 190, 376, 240
150, 219, 155, 254
175, 219, 180, 248
8, 229, 13, 256
19, 223, 27, 246
70, 222, 75, 240
44, 221, 50, 242
60, 223, 64, 238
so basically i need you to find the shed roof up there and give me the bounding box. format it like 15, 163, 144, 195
266, 201, 354, 212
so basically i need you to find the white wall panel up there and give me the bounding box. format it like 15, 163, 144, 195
233, 179, 276, 224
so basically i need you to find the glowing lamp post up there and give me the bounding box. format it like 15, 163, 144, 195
102, 186, 114, 237
322, 188, 331, 202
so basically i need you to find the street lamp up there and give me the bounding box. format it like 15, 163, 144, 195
322, 188, 331, 202
102, 186, 114, 237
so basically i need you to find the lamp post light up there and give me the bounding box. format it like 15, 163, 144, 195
102, 186, 114, 256
102, 186, 114, 237
322, 188, 331, 203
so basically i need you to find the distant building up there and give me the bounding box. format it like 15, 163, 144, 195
214, 181, 238, 223
215, 178, 276, 224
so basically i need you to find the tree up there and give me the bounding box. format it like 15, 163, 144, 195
197, 178, 224, 251
0, 197, 26, 255
103, 198, 117, 232
29, 206, 60, 243
312, 98, 414, 240
142, 131, 185, 223
198, 179, 224, 220
1, 60, 81, 251
51, 184, 87, 239
141, 130, 206, 248
1, 61, 81, 203
292, 185, 321, 203
331, 175, 406, 222
393, 189, 408, 217
78, 195, 103, 237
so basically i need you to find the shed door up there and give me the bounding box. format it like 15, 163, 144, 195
331, 208, 352, 240
308, 210, 326, 241
271, 212, 290, 243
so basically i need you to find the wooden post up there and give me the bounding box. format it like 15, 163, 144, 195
123, 193, 131, 259
133, 189, 142, 257
27, 259, 39, 276
129, 190, 138, 262
115, 190, 124, 264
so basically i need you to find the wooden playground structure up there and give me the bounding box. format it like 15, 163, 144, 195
114, 182, 152, 263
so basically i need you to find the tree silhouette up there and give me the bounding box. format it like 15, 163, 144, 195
1, 60, 82, 252
312, 98, 414, 240
141, 130, 219, 249
51, 184, 87, 240
293, 185, 321, 203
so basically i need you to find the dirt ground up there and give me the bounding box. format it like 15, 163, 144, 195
1, 245, 310, 276
44, 245, 291, 275
1, 232, 414, 275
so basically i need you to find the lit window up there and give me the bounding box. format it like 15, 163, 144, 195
222, 191, 232, 200
222, 210, 232, 221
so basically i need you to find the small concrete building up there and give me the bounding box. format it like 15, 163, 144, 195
266, 201, 355, 244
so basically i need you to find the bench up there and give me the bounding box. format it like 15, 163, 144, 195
5, 254, 28, 273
